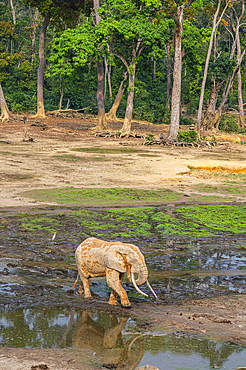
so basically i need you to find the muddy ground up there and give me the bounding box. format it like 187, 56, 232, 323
0, 115, 246, 369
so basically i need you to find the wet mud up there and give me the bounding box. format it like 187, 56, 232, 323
0, 204, 246, 369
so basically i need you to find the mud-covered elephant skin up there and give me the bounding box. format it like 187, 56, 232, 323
72, 237, 157, 307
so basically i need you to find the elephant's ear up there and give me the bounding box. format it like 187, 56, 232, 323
104, 248, 126, 273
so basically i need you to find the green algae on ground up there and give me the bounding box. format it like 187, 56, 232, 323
176, 204, 246, 234
70, 208, 153, 239
17, 203, 246, 243
152, 212, 217, 238
22, 188, 182, 205
21, 215, 59, 233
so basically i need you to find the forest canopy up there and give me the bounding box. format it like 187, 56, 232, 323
0, 0, 246, 138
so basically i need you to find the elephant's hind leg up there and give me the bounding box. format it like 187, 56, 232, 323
108, 289, 118, 306
106, 268, 131, 308
80, 273, 91, 298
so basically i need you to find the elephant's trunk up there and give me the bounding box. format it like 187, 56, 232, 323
135, 264, 148, 286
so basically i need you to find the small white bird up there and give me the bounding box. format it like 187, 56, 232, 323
52, 232, 56, 240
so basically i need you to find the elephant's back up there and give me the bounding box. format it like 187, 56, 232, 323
75, 237, 109, 276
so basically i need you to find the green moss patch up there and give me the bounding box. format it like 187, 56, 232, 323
71, 147, 144, 154
16, 204, 246, 242
22, 188, 182, 205
176, 205, 246, 234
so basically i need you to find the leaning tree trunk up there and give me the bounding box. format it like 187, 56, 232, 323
212, 50, 245, 128
235, 22, 245, 127
165, 6, 183, 142
197, 0, 230, 135
106, 72, 127, 121
120, 65, 136, 137
0, 83, 16, 122
35, 12, 50, 118
201, 80, 225, 131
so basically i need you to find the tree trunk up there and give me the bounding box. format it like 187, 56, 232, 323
9, 0, 16, 54
9, 0, 16, 24
165, 6, 183, 142
96, 58, 108, 130
35, 13, 50, 118
106, 73, 127, 121
108, 63, 112, 99
235, 14, 245, 127
197, 0, 230, 135
212, 50, 245, 128
58, 88, 63, 110
166, 40, 171, 109
237, 67, 245, 127
121, 65, 136, 137
201, 80, 225, 130
0, 83, 16, 122
94, 0, 107, 130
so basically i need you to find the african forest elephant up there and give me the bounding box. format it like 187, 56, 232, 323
73, 237, 157, 307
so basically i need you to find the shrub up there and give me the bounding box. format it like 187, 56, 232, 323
219, 115, 239, 133
177, 130, 198, 143
180, 116, 195, 126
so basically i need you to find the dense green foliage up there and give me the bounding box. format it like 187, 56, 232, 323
1, 0, 246, 124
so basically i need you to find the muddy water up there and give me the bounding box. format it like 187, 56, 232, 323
0, 308, 246, 369
0, 205, 246, 305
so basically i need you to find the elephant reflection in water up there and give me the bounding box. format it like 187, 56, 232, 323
73, 311, 144, 369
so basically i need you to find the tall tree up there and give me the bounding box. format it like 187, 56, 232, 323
49, 0, 168, 135
23, 0, 92, 118
0, 21, 22, 121
93, 0, 108, 130
164, 0, 200, 142
230, 1, 245, 127
196, 0, 233, 135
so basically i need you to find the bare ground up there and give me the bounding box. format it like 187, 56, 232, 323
0, 116, 246, 369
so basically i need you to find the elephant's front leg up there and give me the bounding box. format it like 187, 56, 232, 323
106, 268, 131, 308
108, 273, 124, 306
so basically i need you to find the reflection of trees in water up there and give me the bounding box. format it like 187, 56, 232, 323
0, 308, 70, 348
143, 335, 242, 368
0, 309, 243, 368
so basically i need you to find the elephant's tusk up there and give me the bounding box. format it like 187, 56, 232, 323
146, 279, 158, 299
131, 273, 148, 297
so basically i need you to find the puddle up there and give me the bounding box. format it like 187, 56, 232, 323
0, 308, 246, 369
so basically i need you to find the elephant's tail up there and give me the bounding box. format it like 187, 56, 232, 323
71, 274, 79, 291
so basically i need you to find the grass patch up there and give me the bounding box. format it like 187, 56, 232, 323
176, 205, 246, 234
8, 203, 246, 242
22, 188, 182, 205
71, 147, 144, 154
137, 154, 161, 158
193, 183, 246, 196
190, 168, 246, 183
54, 154, 109, 162
187, 195, 224, 203
20, 215, 59, 233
